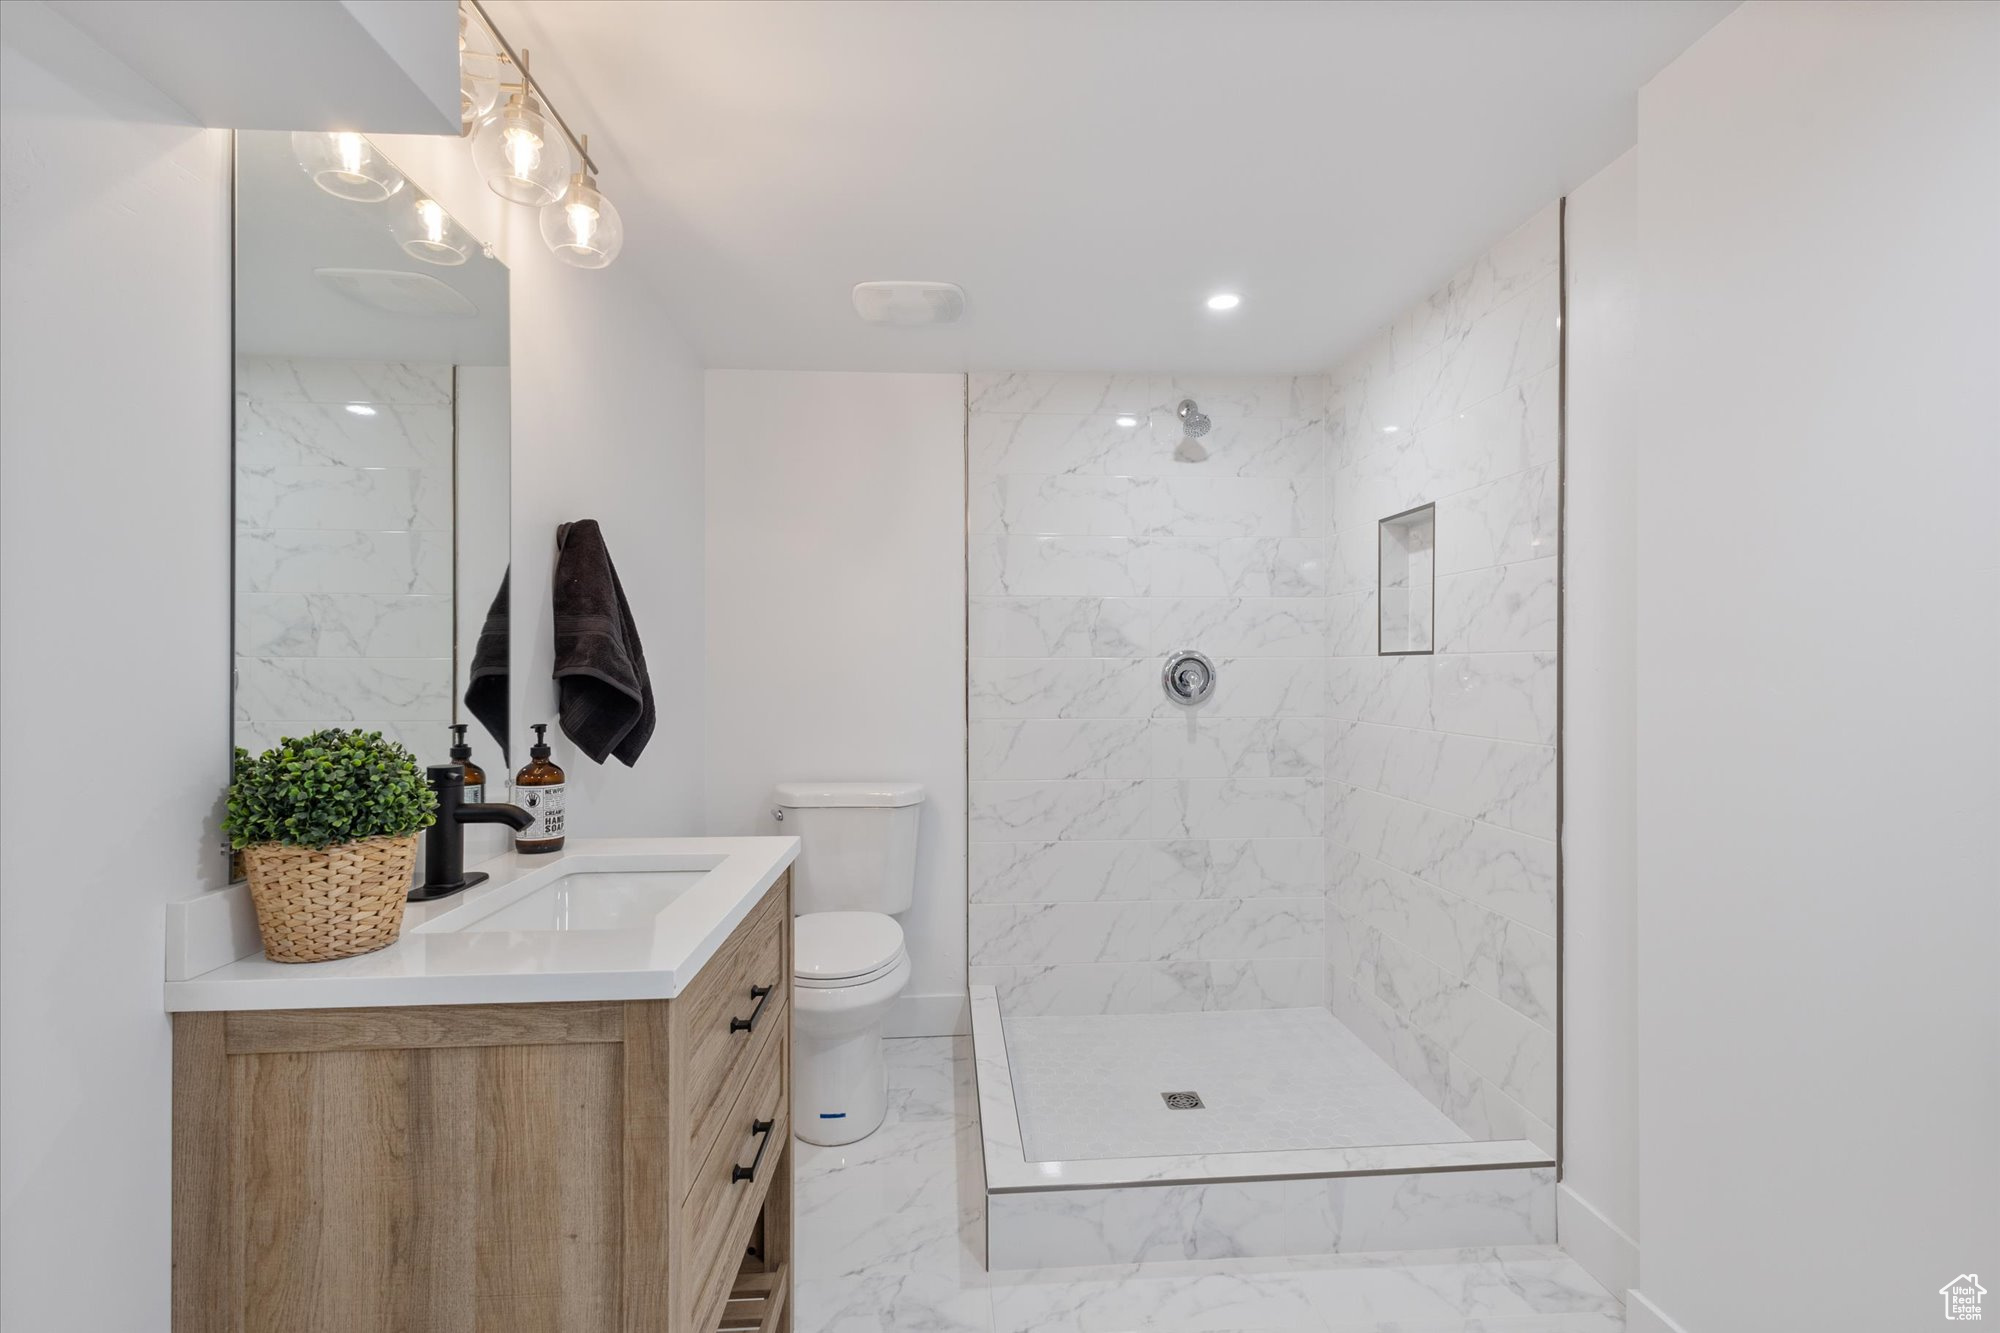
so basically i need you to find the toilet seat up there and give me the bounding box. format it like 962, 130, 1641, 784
794, 911, 906, 989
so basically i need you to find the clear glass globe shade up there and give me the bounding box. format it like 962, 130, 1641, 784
458, 10, 502, 129
392, 197, 472, 267
290, 131, 404, 204
539, 179, 623, 269
471, 95, 571, 206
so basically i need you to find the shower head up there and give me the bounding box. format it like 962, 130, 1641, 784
1176, 399, 1211, 438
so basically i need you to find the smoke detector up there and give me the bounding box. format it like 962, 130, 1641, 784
852, 281, 965, 326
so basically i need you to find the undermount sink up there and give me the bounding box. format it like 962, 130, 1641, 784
444, 868, 714, 933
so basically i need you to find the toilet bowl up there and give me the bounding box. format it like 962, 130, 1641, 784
771, 779, 924, 1146
792, 910, 910, 1145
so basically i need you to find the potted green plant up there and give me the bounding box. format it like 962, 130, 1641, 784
225, 728, 438, 963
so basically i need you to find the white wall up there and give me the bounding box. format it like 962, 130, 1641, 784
0, 7, 232, 1328
0, 8, 707, 1323
369, 133, 706, 839
703, 371, 968, 1036
1632, 4, 2000, 1331
1558, 148, 1642, 1299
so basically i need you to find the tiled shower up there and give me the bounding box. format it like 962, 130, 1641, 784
966, 204, 1563, 1267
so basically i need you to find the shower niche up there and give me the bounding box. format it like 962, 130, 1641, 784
1378, 502, 1436, 655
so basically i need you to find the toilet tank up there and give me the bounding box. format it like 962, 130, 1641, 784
772, 782, 925, 915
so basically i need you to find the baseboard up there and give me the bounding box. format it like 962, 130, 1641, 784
1557, 1182, 1640, 1302
886, 990, 969, 1038
1625, 1289, 1692, 1333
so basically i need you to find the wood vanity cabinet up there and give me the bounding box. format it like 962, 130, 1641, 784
171, 873, 794, 1333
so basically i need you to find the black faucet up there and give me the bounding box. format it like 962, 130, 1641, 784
410, 764, 535, 902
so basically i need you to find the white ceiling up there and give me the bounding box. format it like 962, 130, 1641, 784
495, 0, 1733, 374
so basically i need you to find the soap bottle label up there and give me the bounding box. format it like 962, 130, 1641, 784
521, 784, 566, 842
464, 782, 484, 803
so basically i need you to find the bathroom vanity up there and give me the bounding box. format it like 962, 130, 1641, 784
165, 838, 799, 1333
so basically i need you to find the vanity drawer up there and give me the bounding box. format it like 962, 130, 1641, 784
684, 1016, 788, 1333
678, 877, 788, 1184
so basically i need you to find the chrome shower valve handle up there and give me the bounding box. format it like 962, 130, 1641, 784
1162, 650, 1216, 706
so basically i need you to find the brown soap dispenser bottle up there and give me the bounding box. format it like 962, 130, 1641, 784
448, 724, 486, 803
513, 724, 567, 854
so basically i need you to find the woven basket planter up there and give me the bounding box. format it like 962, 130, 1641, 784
242, 834, 417, 963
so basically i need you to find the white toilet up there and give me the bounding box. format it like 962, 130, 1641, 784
774, 781, 922, 1146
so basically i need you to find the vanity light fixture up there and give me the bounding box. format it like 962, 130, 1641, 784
1205, 292, 1242, 311
460, 2, 625, 269
469, 50, 573, 206
393, 196, 474, 266
458, 5, 503, 130
291, 130, 404, 203
540, 137, 624, 269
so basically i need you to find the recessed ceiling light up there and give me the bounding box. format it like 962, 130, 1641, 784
1380, 425, 1400, 434
1205, 292, 1241, 312
1115, 414, 1140, 428
344, 404, 378, 416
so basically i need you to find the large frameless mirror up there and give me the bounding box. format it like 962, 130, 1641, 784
231, 130, 512, 806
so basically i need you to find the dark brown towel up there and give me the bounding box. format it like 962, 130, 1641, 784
552, 520, 655, 766
463, 567, 510, 760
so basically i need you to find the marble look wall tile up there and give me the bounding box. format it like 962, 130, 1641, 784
968, 897, 1324, 966
237, 400, 451, 469
1325, 782, 1472, 886
1435, 557, 1558, 654
1161, 373, 1328, 421
1326, 723, 1554, 837
1437, 821, 1557, 935
969, 534, 1328, 598
234, 656, 451, 724
236, 529, 451, 596
1434, 463, 1557, 574
970, 596, 1330, 658
1326, 591, 1377, 657
236, 592, 452, 659
1389, 204, 1560, 371
235, 464, 450, 532
1326, 655, 1433, 728
233, 718, 436, 757
1182, 778, 1324, 838
970, 474, 1325, 539
970, 838, 1321, 904
1411, 978, 1558, 1125
1148, 717, 1322, 778
969, 779, 1183, 842
237, 357, 451, 405
971, 657, 1324, 720
971, 839, 1210, 903
1430, 652, 1557, 746
970, 957, 1324, 1017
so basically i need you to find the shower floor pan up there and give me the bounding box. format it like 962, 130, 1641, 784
970, 987, 1555, 1270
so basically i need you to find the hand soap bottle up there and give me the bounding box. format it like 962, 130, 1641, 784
448, 724, 486, 803
513, 723, 567, 854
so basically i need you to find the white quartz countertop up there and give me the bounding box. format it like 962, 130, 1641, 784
163, 837, 799, 1012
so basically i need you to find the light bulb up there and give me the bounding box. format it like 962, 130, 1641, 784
392, 195, 472, 266
417, 198, 447, 245
564, 197, 599, 247
540, 173, 622, 268
471, 92, 571, 205
503, 121, 543, 178
291, 130, 404, 203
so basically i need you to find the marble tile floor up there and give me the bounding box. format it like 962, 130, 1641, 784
793, 1037, 1621, 1333
1001, 1007, 1469, 1161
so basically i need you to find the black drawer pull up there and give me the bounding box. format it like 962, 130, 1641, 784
729, 984, 774, 1034
732, 1118, 776, 1184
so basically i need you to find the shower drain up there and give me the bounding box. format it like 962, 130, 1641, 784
1161, 1091, 1205, 1110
